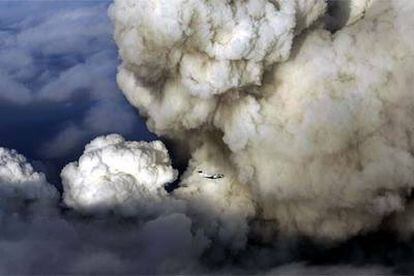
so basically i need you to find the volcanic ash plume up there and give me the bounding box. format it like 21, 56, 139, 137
110, 0, 414, 241
175, 139, 255, 250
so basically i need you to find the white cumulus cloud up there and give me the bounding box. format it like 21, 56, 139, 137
61, 134, 180, 216
0, 147, 57, 204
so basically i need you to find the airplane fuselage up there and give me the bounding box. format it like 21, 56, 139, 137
197, 170, 224, 179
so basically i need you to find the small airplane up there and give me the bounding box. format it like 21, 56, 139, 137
197, 170, 224, 179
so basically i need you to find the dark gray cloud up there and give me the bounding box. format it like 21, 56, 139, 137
0, 143, 395, 275
0, 0, 156, 176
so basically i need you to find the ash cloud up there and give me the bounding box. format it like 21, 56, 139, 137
1, 0, 414, 274
112, 0, 414, 241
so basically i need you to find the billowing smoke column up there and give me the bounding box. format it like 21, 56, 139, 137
110, 0, 414, 242
110, 0, 326, 135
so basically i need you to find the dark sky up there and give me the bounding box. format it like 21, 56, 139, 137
0, 0, 157, 187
